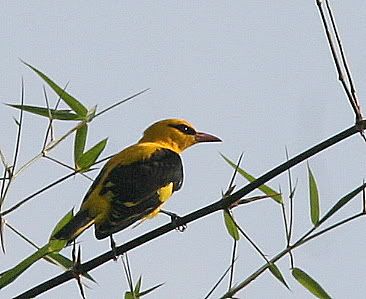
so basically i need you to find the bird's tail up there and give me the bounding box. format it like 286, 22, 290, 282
52, 210, 95, 243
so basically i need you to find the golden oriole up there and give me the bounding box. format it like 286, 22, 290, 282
53, 118, 221, 243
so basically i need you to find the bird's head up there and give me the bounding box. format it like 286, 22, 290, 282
139, 118, 221, 153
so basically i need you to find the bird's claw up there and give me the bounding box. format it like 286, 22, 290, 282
110, 235, 119, 261
160, 210, 187, 232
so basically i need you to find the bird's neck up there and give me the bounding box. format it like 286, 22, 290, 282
138, 138, 184, 154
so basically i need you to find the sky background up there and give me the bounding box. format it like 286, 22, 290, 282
1, 1, 366, 298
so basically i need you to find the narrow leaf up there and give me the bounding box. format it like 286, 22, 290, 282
44, 252, 96, 282
49, 209, 74, 240
77, 138, 108, 171
221, 154, 283, 203
74, 124, 88, 166
0, 245, 49, 289
308, 164, 320, 225
223, 210, 240, 240
7, 104, 81, 120
292, 268, 331, 299
22, 61, 88, 117
138, 282, 164, 297
319, 181, 366, 225
47, 239, 68, 253
135, 276, 142, 293
268, 263, 289, 290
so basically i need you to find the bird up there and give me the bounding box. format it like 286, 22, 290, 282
53, 118, 221, 249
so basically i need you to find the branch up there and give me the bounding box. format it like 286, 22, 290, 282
221, 211, 364, 298
14, 121, 366, 298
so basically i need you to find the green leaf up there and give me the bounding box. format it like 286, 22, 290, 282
268, 263, 289, 290
221, 154, 283, 204
6, 104, 82, 120
45, 252, 95, 282
308, 164, 320, 225
292, 268, 331, 299
47, 239, 68, 253
223, 210, 240, 240
124, 292, 135, 299
22, 61, 88, 117
319, 181, 366, 225
77, 138, 108, 171
49, 209, 74, 240
138, 282, 164, 297
0, 244, 49, 289
74, 124, 88, 166
125, 278, 164, 299
134, 276, 142, 293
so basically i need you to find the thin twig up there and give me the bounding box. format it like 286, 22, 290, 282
236, 194, 273, 206
0, 166, 8, 203
0, 217, 5, 253
285, 148, 296, 242
121, 253, 134, 292
42, 82, 71, 150
316, 0, 362, 121
6, 222, 40, 249
0, 150, 7, 169
280, 199, 294, 267
11, 78, 25, 176
94, 88, 150, 119
227, 212, 269, 263
0, 78, 25, 203
285, 148, 295, 268
42, 86, 54, 149
44, 155, 94, 181
363, 179, 366, 213
44, 120, 87, 153
325, 0, 361, 116
1, 171, 77, 216
204, 258, 237, 299
227, 153, 243, 193
94, 154, 115, 166
228, 240, 237, 290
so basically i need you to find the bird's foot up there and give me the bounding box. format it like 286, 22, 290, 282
110, 235, 119, 261
160, 210, 187, 232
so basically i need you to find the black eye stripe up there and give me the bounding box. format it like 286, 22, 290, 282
169, 124, 196, 135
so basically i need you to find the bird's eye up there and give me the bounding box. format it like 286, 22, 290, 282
170, 124, 196, 135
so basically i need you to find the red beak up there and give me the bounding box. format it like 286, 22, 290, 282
195, 132, 222, 143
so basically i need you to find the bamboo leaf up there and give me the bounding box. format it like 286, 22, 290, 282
0, 245, 49, 289
77, 138, 108, 171
74, 124, 88, 166
47, 239, 68, 253
221, 154, 283, 204
138, 282, 164, 297
22, 61, 88, 117
223, 210, 240, 240
319, 181, 366, 225
45, 252, 96, 282
135, 276, 142, 293
292, 268, 331, 299
268, 263, 290, 290
49, 209, 74, 240
125, 277, 164, 298
308, 164, 320, 225
6, 104, 82, 120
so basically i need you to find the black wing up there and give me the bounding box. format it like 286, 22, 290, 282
94, 148, 183, 239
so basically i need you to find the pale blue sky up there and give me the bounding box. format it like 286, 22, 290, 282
1, 1, 366, 298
